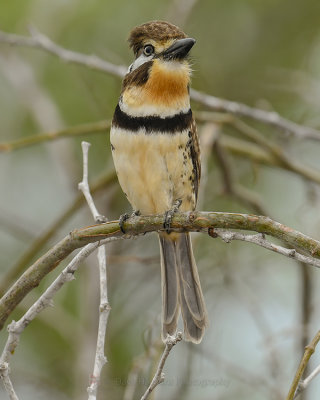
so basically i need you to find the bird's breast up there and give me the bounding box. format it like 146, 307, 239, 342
121, 59, 191, 118
110, 126, 196, 214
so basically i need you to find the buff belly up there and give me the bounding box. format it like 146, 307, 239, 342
110, 127, 196, 215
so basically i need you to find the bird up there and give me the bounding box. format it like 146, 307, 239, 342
110, 20, 207, 343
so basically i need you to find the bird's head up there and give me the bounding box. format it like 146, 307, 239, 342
128, 20, 195, 70
121, 21, 195, 117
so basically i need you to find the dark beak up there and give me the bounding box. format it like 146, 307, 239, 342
162, 38, 196, 60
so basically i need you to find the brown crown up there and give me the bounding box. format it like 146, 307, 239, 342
128, 20, 187, 55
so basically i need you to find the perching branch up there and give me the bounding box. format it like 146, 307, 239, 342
1, 28, 320, 141
140, 332, 183, 400
1, 211, 320, 330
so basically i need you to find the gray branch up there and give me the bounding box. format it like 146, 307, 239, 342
0, 28, 320, 140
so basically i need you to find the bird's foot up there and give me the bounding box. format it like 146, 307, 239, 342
119, 210, 140, 234
164, 200, 182, 234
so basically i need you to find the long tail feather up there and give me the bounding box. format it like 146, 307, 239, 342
159, 232, 207, 343
159, 233, 180, 338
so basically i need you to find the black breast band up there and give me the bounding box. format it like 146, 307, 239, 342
112, 104, 192, 134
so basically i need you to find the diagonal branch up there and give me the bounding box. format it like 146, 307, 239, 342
0, 120, 110, 152
190, 89, 320, 141
0, 211, 320, 330
286, 330, 320, 399
0, 28, 320, 141
0, 239, 116, 400
295, 362, 320, 398
0, 27, 126, 77
140, 332, 183, 400
209, 229, 320, 268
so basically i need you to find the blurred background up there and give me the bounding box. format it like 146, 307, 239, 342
1, 0, 320, 399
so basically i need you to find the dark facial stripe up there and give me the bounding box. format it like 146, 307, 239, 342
112, 104, 193, 134
122, 61, 152, 90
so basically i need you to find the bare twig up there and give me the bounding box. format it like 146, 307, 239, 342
299, 264, 312, 386
0, 27, 126, 77
197, 112, 320, 185
0, 363, 19, 400
295, 363, 320, 398
1, 211, 320, 330
0, 120, 110, 152
286, 330, 320, 399
87, 246, 110, 400
229, 118, 320, 185
190, 89, 320, 141
0, 239, 118, 399
78, 141, 110, 399
209, 229, 320, 268
78, 142, 107, 223
140, 332, 183, 400
1, 28, 320, 141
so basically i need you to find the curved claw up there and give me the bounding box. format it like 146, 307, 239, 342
119, 210, 141, 233
119, 213, 130, 234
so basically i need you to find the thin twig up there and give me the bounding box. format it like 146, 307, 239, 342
230, 118, 320, 185
209, 229, 320, 268
0, 27, 126, 77
78, 142, 106, 223
78, 141, 110, 400
0, 238, 117, 399
1, 28, 320, 141
140, 332, 183, 400
87, 246, 110, 400
197, 111, 320, 185
190, 89, 320, 141
0, 120, 110, 152
0, 362, 19, 400
286, 330, 320, 399
299, 264, 312, 389
296, 363, 320, 398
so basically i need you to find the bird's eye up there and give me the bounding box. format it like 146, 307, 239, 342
143, 45, 154, 56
